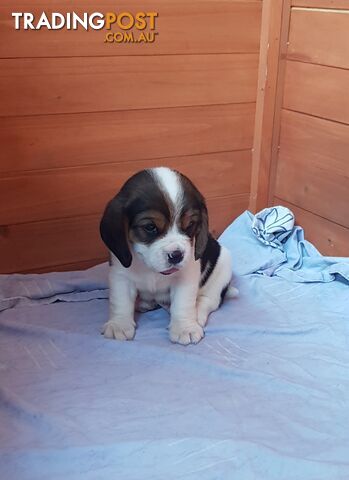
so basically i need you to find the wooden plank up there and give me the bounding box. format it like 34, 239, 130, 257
250, 0, 291, 212
0, 54, 258, 116
0, 103, 255, 173
288, 9, 349, 69
283, 60, 349, 124
0, 1, 262, 58
291, 1, 349, 8
0, 214, 104, 274
23, 258, 108, 274
0, 194, 249, 273
275, 110, 349, 228
274, 198, 349, 256
0, 150, 252, 224
207, 194, 249, 238
267, 0, 293, 204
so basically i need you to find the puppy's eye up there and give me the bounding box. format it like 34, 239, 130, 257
186, 220, 196, 231
143, 223, 158, 234
185, 220, 196, 235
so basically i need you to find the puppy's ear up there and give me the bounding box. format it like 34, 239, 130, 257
100, 196, 132, 268
195, 203, 209, 260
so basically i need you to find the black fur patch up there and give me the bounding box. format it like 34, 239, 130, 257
219, 284, 229, 306
199, 234, 221, 287
178, 172, 209, 260
179, 173, 207, 214
122, 171, 171, 224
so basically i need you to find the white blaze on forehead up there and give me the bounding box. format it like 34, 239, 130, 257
150, 167, 182, 213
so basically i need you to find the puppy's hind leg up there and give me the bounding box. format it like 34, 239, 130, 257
197, 245, 238, 328
197, 284, 239, 327
197, 294, 220, 328
225, 285, 239, 299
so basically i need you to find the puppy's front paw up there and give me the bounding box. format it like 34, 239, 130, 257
102, 320, 135, 341
169, 323, 204, 345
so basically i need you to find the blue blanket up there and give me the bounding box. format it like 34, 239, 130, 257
1, 210, 348, 480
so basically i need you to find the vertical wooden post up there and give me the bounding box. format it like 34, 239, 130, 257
249, 0, 291, 212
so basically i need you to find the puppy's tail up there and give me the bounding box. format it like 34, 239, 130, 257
225, 285, 239, 299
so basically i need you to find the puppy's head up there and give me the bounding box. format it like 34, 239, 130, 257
100, 167, 208, 274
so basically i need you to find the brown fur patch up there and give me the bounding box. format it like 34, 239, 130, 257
129, 209, 169, 244
180, 208, 200, 239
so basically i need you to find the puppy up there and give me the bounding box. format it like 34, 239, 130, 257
100, 167, 237, 345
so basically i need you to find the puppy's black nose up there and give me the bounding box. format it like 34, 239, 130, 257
168, 250, 184, 265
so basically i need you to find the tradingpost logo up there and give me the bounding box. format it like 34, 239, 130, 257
11, 12, 159, 44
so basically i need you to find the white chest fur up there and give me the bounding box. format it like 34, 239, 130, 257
128, 264, 173, 306
110, 252, 179, 306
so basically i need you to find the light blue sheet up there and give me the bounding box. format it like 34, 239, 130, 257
221, 211, 349, 283
1, 211, 349, 480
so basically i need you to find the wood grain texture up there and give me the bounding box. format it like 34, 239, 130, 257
0, 1, 260, 272
0, 215, 104, 274
23, 258, 108, 274
291, 0, 349, 7
0, 103, 255, 173
274, 198, 349, 256
275, 110, 349, 228
284, 60, 349, 124
0, 151, 252, 224
207, 194, 249, 238
0, 1, 262, 58
250, 0, 291, 211
288, 9, 349, 69
0, 194, 249, 273
0, 54, 259, 116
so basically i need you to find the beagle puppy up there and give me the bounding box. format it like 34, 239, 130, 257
100, 167, 237, 345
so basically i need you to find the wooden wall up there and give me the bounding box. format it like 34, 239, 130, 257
251, 0, 349, 256
0, 1, 262, 273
